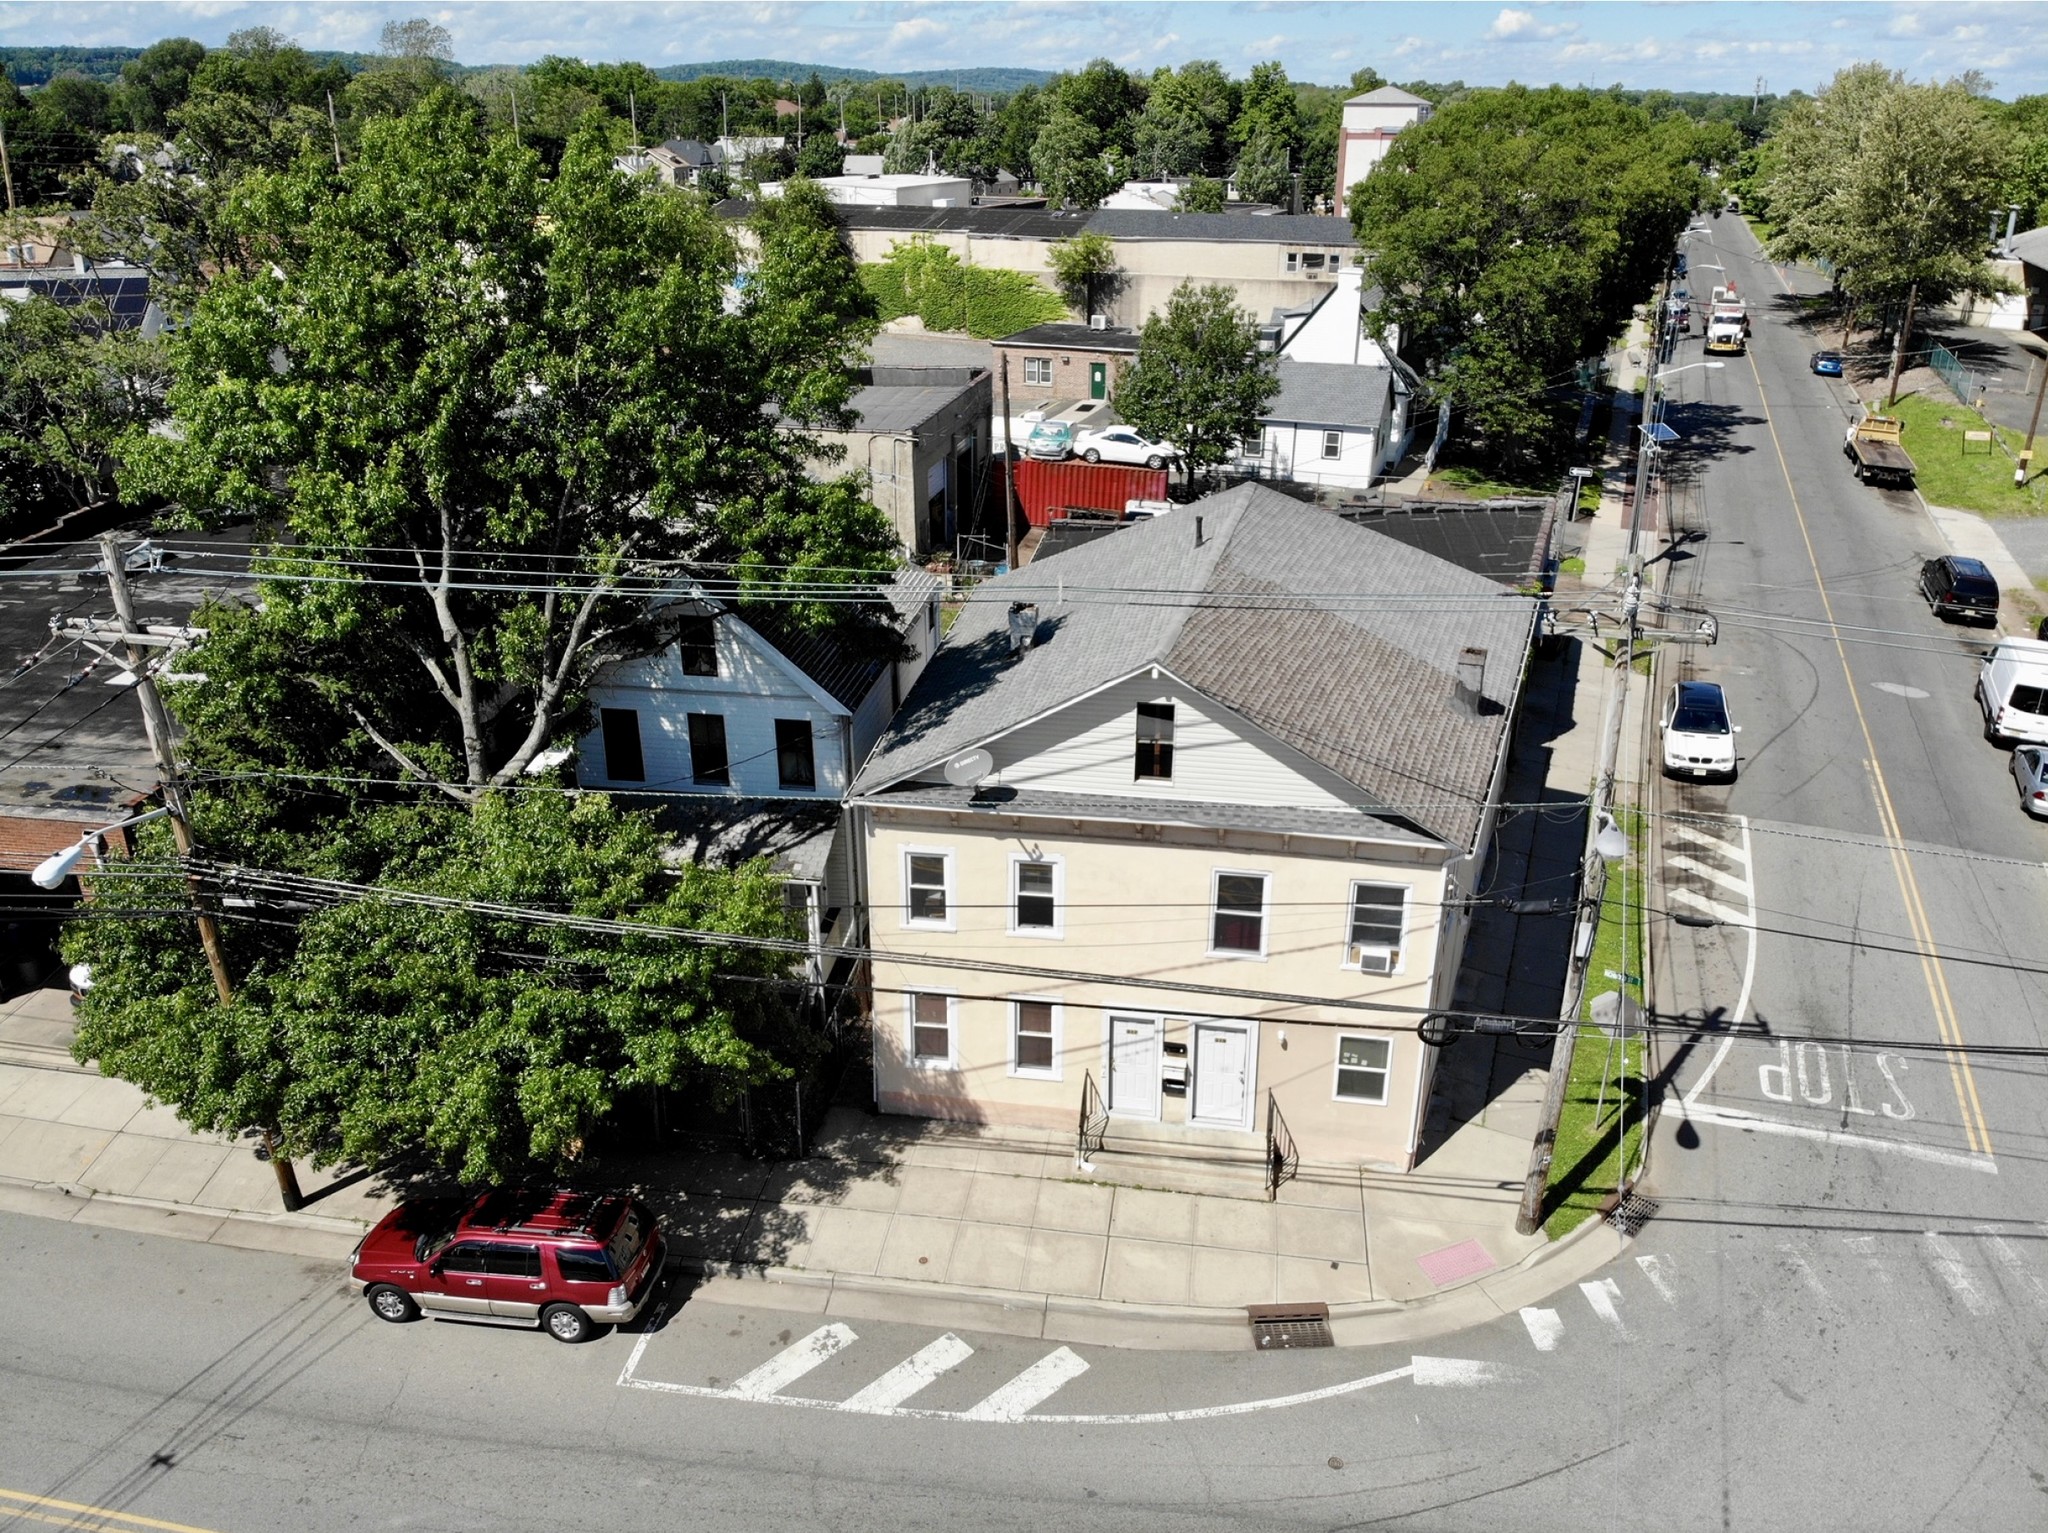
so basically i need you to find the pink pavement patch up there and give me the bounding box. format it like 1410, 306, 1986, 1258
1416, 1238, 1498, 1287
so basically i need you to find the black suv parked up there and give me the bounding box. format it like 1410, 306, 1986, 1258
1919, 556, 2000, 626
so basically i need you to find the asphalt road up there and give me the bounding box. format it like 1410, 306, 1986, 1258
4, 222, 2045, 1533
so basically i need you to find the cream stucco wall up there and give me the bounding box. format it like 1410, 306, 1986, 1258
844, 227, 1353, 329
861, 804, 1452, 1172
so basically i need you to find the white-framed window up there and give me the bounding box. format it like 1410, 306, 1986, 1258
1285, 250, 1300, 273
1334, 1034, 1392, 1103
1321, 429, 1343, 459
1302, 252, 1326, 273
902, 848, 954, 930
907, 991, 957, 1069
1009, 853, 1063, 937
1009, 996, 1060, 1078
1209, 869, 1269, 958
1134, 702, 1175, 779
1241, 427, 1266, 457
1023, 356, 1053, 386
1344, 882, 1409, 974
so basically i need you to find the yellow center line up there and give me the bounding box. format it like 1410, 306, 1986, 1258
1744, 349, 1994, 1158
0, 1487, 229, 1533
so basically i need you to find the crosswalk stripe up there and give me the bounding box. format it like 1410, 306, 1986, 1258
1634, 1253, 1678, 1304
1975, 1227, 2048, 1308
1519, 1307, 1563, 1351
839, 1333, 976, 1412
1667, 821, 1749, 862
1667, 885, 1752, 927
1923, 1233, 1992, 1316
959, 1347, 1090, 1420
727, 1323, 857, 1399
1579, 1278, 1625, 1331
1666, 854, 1752, 897
1412, 1356, 1499, 1387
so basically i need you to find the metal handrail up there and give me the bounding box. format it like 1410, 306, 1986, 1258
1265, 1090, 1299, 1201
1075, 1070, 1108, 1170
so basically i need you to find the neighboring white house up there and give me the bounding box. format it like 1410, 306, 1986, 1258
578, 574, 942, 806
1101, 181, 1184, 212
848, 484, 1536, 1177
1235, 359, 1401, 491
761, 173, 973, 208
1334, 87, 1432, 218
1234, 266, 1415, 490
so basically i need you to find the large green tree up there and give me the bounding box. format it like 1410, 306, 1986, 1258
1114, 281, 1279, 491
1350, 85, 1705, 468
1132, 61, 1237, 180
1765, 64, 2014, 373
121, 90, 896, 800
65, 90, 896, 1185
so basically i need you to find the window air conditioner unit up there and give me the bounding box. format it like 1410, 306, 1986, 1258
1088, 313, 1108, 331
1352, 944, 1398, 975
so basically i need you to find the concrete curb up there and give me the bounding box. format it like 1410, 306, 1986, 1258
0, 1172, 370, 1260
673, 1206, 1629, 1352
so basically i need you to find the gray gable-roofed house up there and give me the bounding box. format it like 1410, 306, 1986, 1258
1233, 357, 1402, 492
848, 483, 1537, 1177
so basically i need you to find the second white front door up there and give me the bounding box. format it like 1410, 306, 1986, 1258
1107, 1015, 1160, 1120
1191, 1024, 1252, 1129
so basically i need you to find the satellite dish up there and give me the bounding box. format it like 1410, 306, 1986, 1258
943, 749, 994, 787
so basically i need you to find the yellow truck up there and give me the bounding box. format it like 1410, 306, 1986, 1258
1843, 409, 1916, 489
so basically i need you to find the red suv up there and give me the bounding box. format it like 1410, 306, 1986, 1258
352, 1189, 667, 1343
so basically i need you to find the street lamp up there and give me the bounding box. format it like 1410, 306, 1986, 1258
31, 806, 172, 890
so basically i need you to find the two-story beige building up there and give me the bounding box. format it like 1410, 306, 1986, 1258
847, 485, 1536, 1175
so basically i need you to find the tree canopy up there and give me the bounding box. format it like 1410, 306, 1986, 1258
1114, 281, 1280, 491
1763, 65, 2013, 317
1350, 85, 1707, 468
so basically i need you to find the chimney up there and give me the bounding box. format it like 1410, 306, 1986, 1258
1453, 646, 1487, 716
2005, 205, 2021, 258
1194, 515, 1204, 547
1007, 601, 1039, 654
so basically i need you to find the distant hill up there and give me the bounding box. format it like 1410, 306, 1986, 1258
651, 59, 1054, 92
1, 44, 1053, 94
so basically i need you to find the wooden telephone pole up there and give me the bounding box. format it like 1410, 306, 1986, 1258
98, 537, 304, 1212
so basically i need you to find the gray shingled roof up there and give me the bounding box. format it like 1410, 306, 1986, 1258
853, 485, 1536, 849
1264, 359, 1392, 430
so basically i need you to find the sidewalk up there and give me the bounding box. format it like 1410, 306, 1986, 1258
1, 983, 1626, 1350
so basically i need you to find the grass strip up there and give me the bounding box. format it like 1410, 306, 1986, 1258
1875, 392, 2048, 518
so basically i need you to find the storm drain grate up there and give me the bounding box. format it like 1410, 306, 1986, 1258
1607, 1191, 1660, 1238
1247, 1302, 1333, 1350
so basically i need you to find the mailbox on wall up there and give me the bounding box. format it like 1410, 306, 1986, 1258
1161, 1039, 1189, 1097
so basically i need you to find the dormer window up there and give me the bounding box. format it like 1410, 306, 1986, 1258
1135, 702, 1175, 779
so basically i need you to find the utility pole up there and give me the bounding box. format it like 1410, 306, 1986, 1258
98, 536, 305, 1212
999, 355, 1023, 570
1752, 75, 1764, 116
1514, 268, 1672, 1236
0, 113, 16, 213
2019, 343, 2048, 488
510, 81, 521, 144
629, 90, 639, 153
1885, 281, 1919, 407
325, 91, 343, 169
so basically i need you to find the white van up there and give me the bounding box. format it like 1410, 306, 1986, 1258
1976, 637, 2048, 747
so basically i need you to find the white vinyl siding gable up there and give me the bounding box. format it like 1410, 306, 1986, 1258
987, 676, 1356, 810
577, 615, 853, 796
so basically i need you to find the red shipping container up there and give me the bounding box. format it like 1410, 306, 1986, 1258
1004, 458, 1172, 528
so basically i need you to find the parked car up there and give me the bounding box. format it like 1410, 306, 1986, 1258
1919, 555, 2000, 626
1810, 350, 1845, 377
2013, 746, 2048, 817
1074, 425, 1179, 469
352, 1188, 667, 1343
1023, 420, 1074, 461
1977, 637, 2048, 746
1660, 679, 1740, 782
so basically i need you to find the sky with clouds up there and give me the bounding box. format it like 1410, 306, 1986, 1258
7, 2, 2048, 97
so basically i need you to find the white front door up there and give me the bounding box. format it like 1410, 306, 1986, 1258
1191, 1025, 1252, 1128
1107, 1016, 1160, 1120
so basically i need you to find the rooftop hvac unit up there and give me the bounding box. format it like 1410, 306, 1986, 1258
1088, 313, 1108, 331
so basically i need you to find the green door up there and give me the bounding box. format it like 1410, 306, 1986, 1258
1089, 362, 1107, 400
